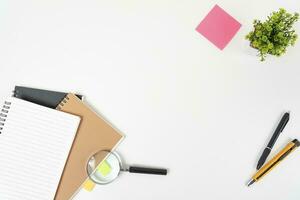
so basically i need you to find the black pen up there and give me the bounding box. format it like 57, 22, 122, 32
256, 112, 290, 170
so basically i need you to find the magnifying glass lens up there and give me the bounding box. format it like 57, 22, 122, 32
87, 151, 121, 185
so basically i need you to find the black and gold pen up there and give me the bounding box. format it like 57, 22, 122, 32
248, 139, 300, 186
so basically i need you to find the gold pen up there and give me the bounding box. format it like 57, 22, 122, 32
248, 139, 300, 186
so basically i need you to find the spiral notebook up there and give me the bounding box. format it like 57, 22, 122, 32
0, 97, 81, 200
55, 93, 124, 200
13, 86, 83, 109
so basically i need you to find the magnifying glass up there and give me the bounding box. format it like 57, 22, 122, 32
86, 150, 167, 185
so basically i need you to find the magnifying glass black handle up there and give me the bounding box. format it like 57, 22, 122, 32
128, 166, 167, 175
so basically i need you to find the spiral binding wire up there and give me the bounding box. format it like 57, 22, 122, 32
0, 101, 11, 134
57, 95, 70, 110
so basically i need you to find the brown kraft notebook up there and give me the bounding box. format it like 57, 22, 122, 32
54, 93, 124, 200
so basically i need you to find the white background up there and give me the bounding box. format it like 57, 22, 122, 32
1, 0, 300, 199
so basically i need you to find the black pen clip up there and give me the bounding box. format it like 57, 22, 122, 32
279, 112, 290, 133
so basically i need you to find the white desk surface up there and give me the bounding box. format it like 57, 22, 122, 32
1, 0, 300, 199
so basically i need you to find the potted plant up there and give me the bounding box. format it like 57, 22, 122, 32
246, 8, 299, 61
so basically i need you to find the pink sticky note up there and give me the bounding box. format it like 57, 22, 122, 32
196, 5, 241, 50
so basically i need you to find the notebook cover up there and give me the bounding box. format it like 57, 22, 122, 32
13, 86, 83, 109
54, 93, 124, 200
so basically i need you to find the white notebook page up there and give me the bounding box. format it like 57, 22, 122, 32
0, 97, 80, 200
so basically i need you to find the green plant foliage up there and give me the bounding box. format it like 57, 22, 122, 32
246, 8, 299, 61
